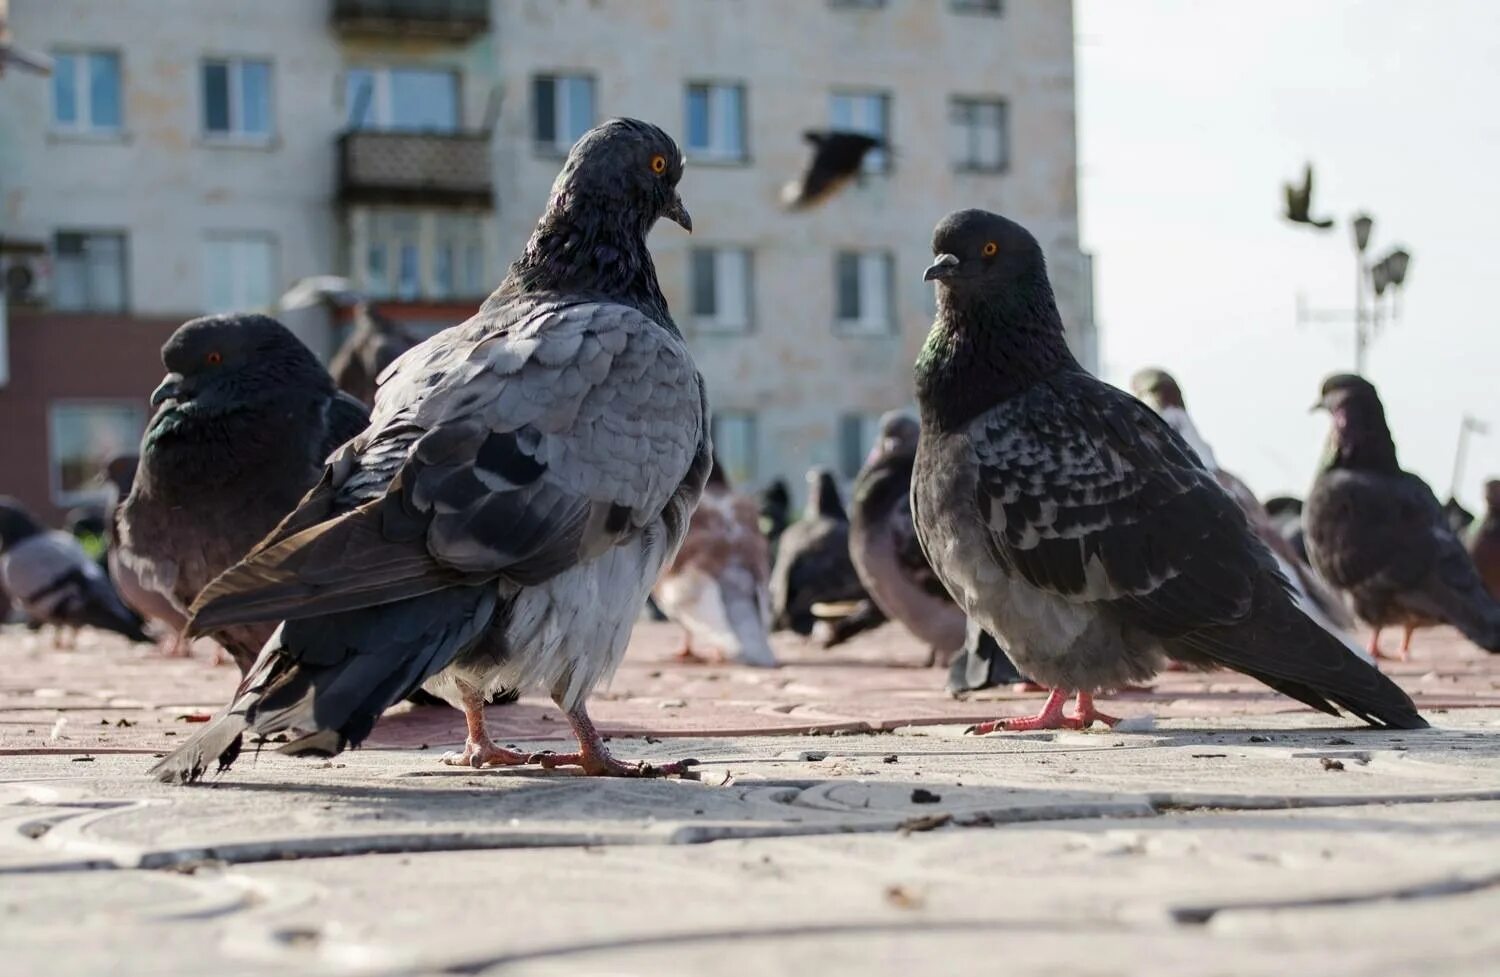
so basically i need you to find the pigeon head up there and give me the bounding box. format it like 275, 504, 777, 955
869, 410, 919, 465
550, 118, 691, 234
1313, 374, 1398, 472
100, 454, 139, 497
804, 468, 847, 522
1130, 367, 1186, 412
150, 314, 332, 418
923, 209, 1047, 294
0, 497, 43, 551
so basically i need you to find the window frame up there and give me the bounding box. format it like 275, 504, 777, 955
690, 246, 754, 335
201, 232, 278, 314
345, 66, 461, 133
52, 229, 129, 313
200, 56, 275, 144
357, 208, 489, 302
832, 250, 895, 337
684, 81, 749, 164
47, 399, 147, 508
950, 96, 1010, 174
532, 73, 597, 156
49, 49, 124, 137
839, 413, 882, 480
710, 410, 759, 488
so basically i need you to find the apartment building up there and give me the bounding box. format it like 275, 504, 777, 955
0, 0, 1093, 522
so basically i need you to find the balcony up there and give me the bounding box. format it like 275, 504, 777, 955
331, 0, 490, 41
338, 130, 493, 208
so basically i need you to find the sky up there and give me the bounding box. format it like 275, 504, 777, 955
1075, 0, 1500, 509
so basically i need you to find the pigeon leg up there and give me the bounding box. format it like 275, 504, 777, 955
441, 681, 531, 769
1069, 692, 1121, 729
1368, 627, 1403, 662
672, 629, 712, 665
968, 688, 1072, 733
1397, 625, 1415, 660
530, 701, 697, 777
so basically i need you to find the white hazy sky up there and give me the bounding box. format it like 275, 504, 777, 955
1075, 0, 1500, 510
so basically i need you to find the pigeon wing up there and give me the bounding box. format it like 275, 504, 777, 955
191, 297, 704, 632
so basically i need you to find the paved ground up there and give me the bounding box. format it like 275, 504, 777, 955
4, 621, 1500, 976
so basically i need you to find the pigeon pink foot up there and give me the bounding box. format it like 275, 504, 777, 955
968, 689, 1120, 734
530, 701, 696, 777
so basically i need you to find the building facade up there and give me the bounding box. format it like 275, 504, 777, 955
0, 0, 1092, 523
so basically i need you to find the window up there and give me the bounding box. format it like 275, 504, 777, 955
685, 83, 746, 162
690, 248, 752, 333
346, 68, 459, 132
834, 251, 893, 335
951, 0, 1003, 12
829, 91, 890, 173
53, 231, 127, 312
202, 58, 272, 140
202, 234, 275, 313
950, 97, 1009, 172
362, 209, 487, 301
711, 411, 758, 488
533, 74, 595, 153
839, 414, 882, 479
51, 51, 122, 134
49, 402, 145, 507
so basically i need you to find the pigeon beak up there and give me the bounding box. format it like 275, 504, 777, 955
924, 253, 960, 282
150, 374, 186, 408
1309, 396, 1330, 413
663, 194, 693, 233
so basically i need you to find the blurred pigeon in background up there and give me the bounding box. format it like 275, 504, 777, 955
0, 497, 149, 645
912, 209, 1424, 732
1131, 366, 1368, 662
280, 276, 422, 407
654, 457, 777, 667
1443, 496, 1476, 536
1467, 479, 1500, 601
98, 454, 191, 656
1263, 494, 1309, 564
116, 314, 369, 674
1283, 162, 1334, 229
758, 477, 792, 557
781, 131, 884, 211
770, 467, 870, 639
1307, 374, 1500, 660
153, 119, 707, 783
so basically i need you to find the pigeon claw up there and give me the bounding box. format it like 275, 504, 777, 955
967, 690, 1120, 734
441, 740, 532, 769
528, 749, 698, 778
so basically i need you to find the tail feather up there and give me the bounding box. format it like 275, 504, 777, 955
1414, 566, 1500, 653
149, 711, 249, 785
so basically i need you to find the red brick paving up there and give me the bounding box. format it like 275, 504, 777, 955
3, 621, 1498, 757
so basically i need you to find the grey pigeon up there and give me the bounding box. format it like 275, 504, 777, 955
0, 497, 149, 643
151, 119, 706, 784
116, 314, 370, 673
1283, 162, 1335, 230
1307, 374, 1500, 660
1130, 367, 1368, 662
911, 209, 1425, 732
770, 468, 870, 638
1263, 495, 1309, 563
781, 131, 884, 211
99, 454, 191, 654
849, 411, 965, 664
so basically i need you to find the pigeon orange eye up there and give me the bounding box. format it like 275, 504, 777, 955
982, 242, 999, 257
649, 154, 668, 175
206, 352, 222, 366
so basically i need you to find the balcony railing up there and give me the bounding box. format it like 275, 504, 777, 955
331, 0, 490, 41
338, 130, 493, 207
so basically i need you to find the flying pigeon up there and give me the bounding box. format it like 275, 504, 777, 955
151, 119, 707, 784
1130, 367, 1367, 662
769, 468, 870, 638
653, 457, 777, 667
781, 130, 884, 211
280, 277, 423, 407
1306, 374, 1500, 660
848, 411, 965, 665
1467, 480, 1500, 601
0, 497, 149, 644
1283, 162, 1335, 229
911, 209, 1425, 732
115, 314, 370, 674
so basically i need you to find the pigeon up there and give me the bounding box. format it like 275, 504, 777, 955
781, 131, 884, 211
96, 454, 191, 655
911, 209, 1425, 732
1467, 480, 1500, 601
848, 410, 966, 664
1306, 374, 1500, 660
151, 118, 707, 784
758, 478, 792, 556
63, 507, 109, 564
116, 314, 370, 674
653, 457, 777, 667
0, 497, 149, 644
769, 468, 870, 638
1283, 162, 1334, 229
1263, 494, 1309, 563
281, 277, 424, 407
1130, 367, 1367, 661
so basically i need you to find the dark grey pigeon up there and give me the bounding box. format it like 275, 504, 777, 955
152, 119, 707, 784
0, 497, 149, 643
911, 209, 1425, 732
770, 468, 870, 638
99, 454, 190, 655
116, 314, 370, 674
781, 131, 884, 211
1306, 374, 1500, 661
280, 276, 423, 407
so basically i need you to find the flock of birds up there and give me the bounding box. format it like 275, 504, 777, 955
2, 118, 1499, 783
